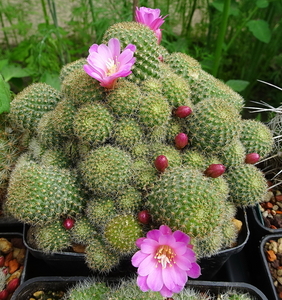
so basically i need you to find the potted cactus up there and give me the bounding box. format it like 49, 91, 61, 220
11, 276, 268, 300
0, 5, 273, 292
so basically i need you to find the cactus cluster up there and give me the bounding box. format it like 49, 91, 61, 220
1, 15, 274, 271
63, 277, 256, 300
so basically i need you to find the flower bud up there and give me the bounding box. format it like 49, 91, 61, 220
204, 164, 226, 178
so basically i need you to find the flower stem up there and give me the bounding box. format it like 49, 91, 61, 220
211, 0, 230, 77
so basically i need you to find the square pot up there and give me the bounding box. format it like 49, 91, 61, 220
197, 207, 250, 280
259, 234, 282, 300
22, 208, 249, 281
0, 232, 28, 298
11, 276, 267, 300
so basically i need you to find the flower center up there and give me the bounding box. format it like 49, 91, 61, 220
155, 245, 176, 268
106, 58, 118, 76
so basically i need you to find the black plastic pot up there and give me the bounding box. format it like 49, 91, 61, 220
11, 276, 267, 300
0, 232, 28, 284
23, 224, 137, 279
23, 208, 249, 281
10, 276, 87, 300
0, 216, 23, 233
0, 232, 28, 299
247, 204, 282, 241
187, 280, 267, 300
197, 207, 250, 280
258, 234, 282, 300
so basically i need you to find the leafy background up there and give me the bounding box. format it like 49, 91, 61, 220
0, 0, 281, 119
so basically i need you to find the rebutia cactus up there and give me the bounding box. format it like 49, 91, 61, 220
9, 82, 61, 133
2, 9, 274, 273
31, 220, 72, 253
5, 154, 84, 225
64, 279, 110, 300
64, 277, 256, 300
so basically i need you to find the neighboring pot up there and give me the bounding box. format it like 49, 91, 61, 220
0, 216, 23, 233
0, 232, 28, 299
247, 204, 282, 241
258, 234, 282, 300
11, 276, 267, 300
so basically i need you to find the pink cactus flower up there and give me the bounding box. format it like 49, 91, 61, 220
131, 225, 201, 297
83, 38, 136, 89
135, 7, 167, 44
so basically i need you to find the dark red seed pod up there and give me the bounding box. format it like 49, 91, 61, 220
137, 210, 151, 224
63, 218, 75, 230
175, 133, 188, 149
245, 153, 260, 164
204, 164, 226, 178
174, 106, 192, 118
154, 155, 169, 172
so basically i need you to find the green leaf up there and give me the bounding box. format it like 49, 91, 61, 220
1, 64, 33, 82
256, 0, 269, 8
211, 0, 240, 16
40, 72, 60, 90
0, 74, 11, 113
226, 80, 250, 92
247, 19, 271, 43
0, 59, 9, 71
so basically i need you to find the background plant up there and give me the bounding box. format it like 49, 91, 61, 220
0, 0, 281, 115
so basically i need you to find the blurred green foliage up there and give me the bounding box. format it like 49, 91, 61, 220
0, 0, 281, 113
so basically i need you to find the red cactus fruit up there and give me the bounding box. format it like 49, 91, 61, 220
245, 153, 260, 164
154, 155, 169, 172
138, 210, 151, 224
175, 133, 189, 149
204, 164, 226, 178
63, 218, 75, 230
174, 106, 192, 118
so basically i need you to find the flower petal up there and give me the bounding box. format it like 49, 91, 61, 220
159, 285, 174, 298
140, 238, 159, 254
131, 250, 148, 268
173, 230, 190, 244
136, 237, 145, 248
138, 254, 156, 276
137, 275, 149, 292
124, 44, 137, 52
146, 264, 163, 291
169, 264, 188, 287
187, 262, 201, 278
146, 229, 161, 241
83, 65, 102, 81
162, 266, 176, 291
118, 49, 135, 66
183, 248, 197, 263
174, 253, 192, 271
108, 38, 120, 59
159, 225, 172, 235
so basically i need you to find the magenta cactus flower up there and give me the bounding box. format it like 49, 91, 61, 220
135, 7, 167, 44
83, 38, 136, 89
131, 225, 201, 298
